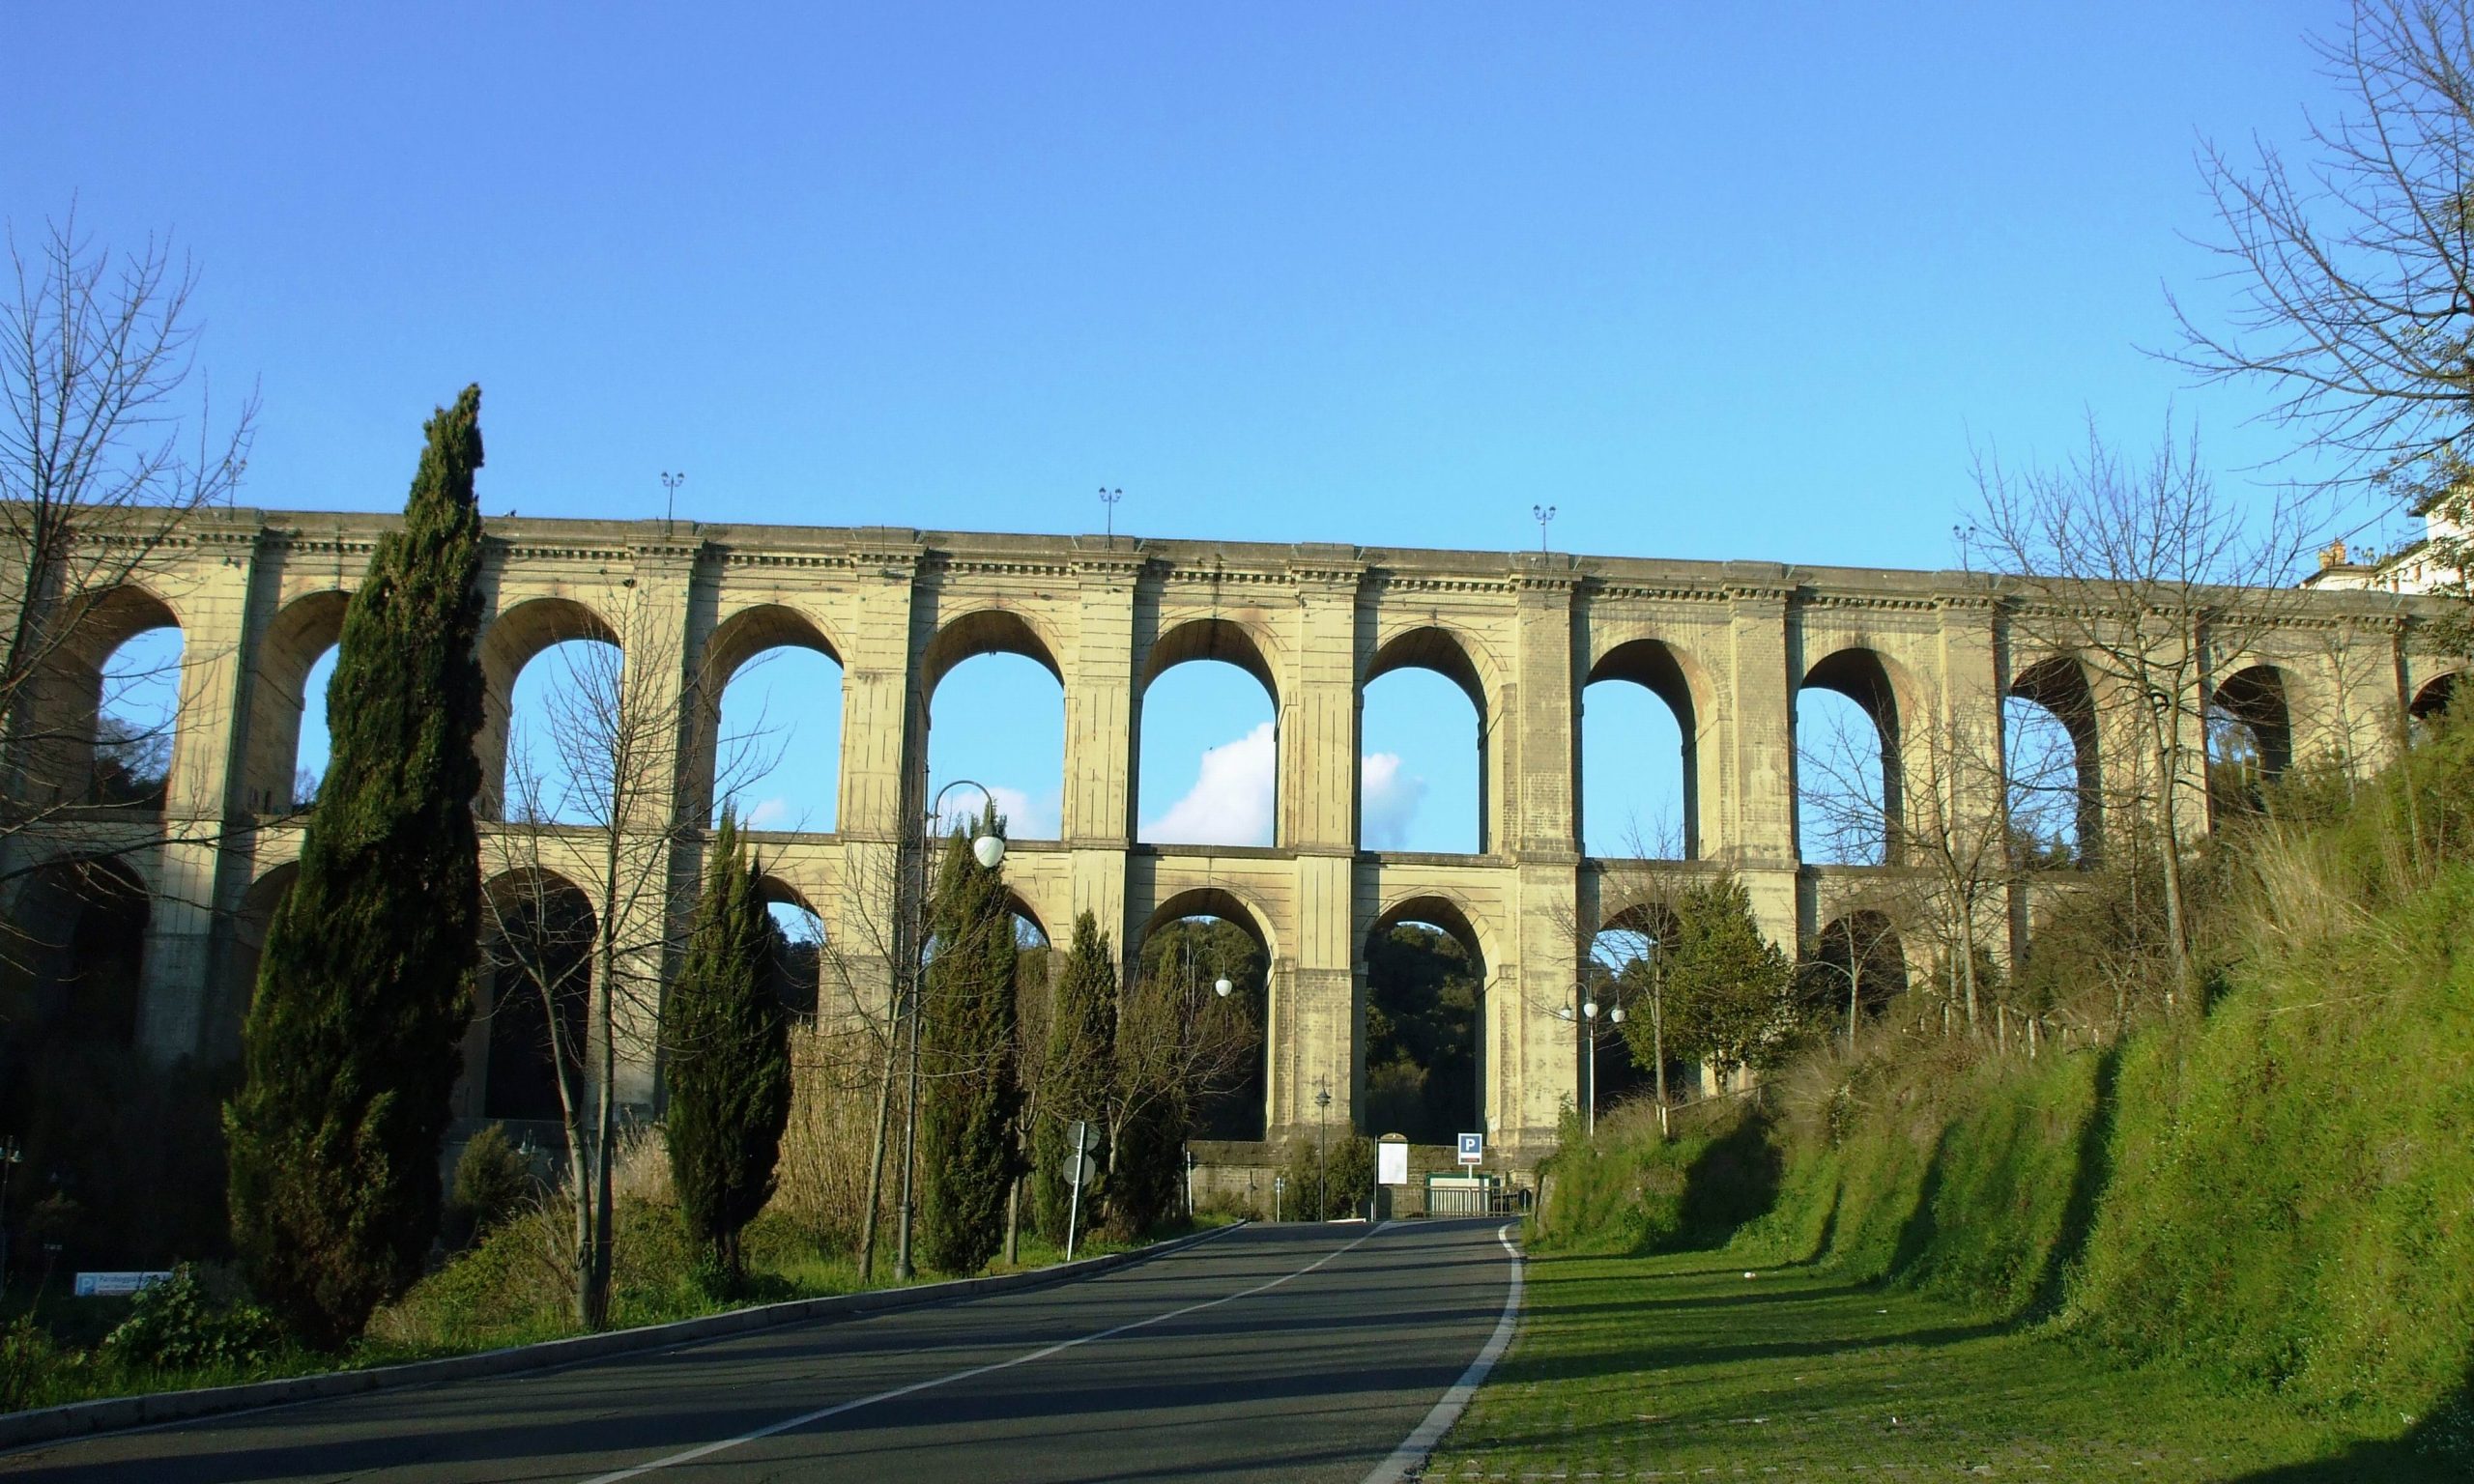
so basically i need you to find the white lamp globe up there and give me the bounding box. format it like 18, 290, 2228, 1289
1582, 1000, 1599, 1020
971, 834, 1006, 870
1214, 976, 1233, 998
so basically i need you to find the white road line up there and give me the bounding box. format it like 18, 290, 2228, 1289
575, 1224, 1387, 1483
1358, 1221, 1524, 1484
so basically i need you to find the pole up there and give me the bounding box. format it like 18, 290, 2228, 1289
1652, 952, 1667, 1115
1314, 1087, 1331, 1220
894, 827, 927, 1281
1585, 1015, 1596, 1140
1064, 1124, 1086, 1262
0, 1139, 16, 1297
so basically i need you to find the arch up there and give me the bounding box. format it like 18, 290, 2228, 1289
1363, 627, 1494, 854
1808, 909, 1909, 1045
1142, 615, 1281, 701
2008, 655, 2102, 865
60, 583, 183, 664
1362, 894, 1489, 1144
923, 608, 1064, 695
1137, 619, 1282, 847
700, 604, 846, 832
1584, 638, 1709, 859
2410, 671, 2460, 722
704, 602, 846, 687
1798, 647, 1908, 865
241, 589, 350, 815
216, 861, 301, 1060
2209, 663, 2293, 818
754, 873, 825, 1021
0, 856, 151, 1049
20, 585, 185, 812
1366, 625, 1492, 713
478, 596, 622, 820
1134, 887, 1272, 1141
1580, 899, 1681, 1108
477, 869, 596, 1123
1136, 885, 1280, 964
1001, 888, 1051, 950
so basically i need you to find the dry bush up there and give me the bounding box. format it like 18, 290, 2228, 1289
611, 1118, 675, 1208
772, 1024, 887, 1253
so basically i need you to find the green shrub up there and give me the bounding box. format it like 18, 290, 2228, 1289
101, 1265, 282, 1371
446, 1124, 533, 1248
1279, 1134, 1374, 1220
0, 1316, 59, 1413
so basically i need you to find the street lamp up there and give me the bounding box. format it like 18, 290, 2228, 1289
1313, 1085, 1333, 1220
893, 779, 1008, 1282
1561, 986, 1626, 1141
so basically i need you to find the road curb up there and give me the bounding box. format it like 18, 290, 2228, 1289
0, 1221, 1243, 1452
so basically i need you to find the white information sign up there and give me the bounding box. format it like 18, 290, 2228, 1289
1377, 1141, 1409, 1186
1456, 1132, 1484, 1167
74, 1270, 172, 1298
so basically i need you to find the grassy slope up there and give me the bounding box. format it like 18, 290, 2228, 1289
1450, 733, 2474, 1475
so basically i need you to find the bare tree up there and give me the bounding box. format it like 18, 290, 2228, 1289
1969, 422, 2320, 989
0, 210, 255, 922
2169, 1, 2474, 511
478, 583, 764, 1327
1108, 922, 1261, 1229
1798, 671, 2020, 1034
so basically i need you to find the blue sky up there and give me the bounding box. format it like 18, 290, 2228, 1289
32, 2, 2378, 854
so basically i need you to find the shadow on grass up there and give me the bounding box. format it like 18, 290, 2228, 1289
2228, 1367, 2472, 1483
2031, 1045, 2118, 1321
1674, 1110, 1784, 1246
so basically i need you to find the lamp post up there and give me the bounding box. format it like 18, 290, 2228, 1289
894, 779, 1007, 1282
1313, 1085, 1332, 1220
1171, 947, 1235, 1215
1560, 988, 1626, 1141
1644, 936, 1669, 1138
0, 1137, 20, 1297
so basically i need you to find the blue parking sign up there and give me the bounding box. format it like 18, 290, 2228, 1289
1456, 1131, 1483, 1165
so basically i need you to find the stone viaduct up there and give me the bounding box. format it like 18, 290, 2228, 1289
4, 506, 2460, 1161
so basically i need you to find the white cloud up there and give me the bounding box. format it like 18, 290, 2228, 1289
744, 796, 794, 830
1360, 752, 1427, 849
1145, 721, 1278, 846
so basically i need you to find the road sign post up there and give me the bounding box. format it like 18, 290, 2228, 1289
1456, 1132, 1484, 1168
1063, 1120, 1097, 1262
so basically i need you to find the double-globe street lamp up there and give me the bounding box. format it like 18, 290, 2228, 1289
893, 779, 1007, 1282
1558, 988, 1625, 1140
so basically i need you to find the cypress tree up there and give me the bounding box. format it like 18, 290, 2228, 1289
225, 385, 487, 1348
665, 816, 792, 1287
1033, 913, 1117, 1244
916, 805, 1018, 1274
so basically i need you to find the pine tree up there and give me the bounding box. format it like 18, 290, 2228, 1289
224, 386, 487, 1348
1034, 913, 1117, 1244
916, 805, 1019, 1274
664, 816, 792, 1288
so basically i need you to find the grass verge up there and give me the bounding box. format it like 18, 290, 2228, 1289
1427, 1247, 2458, 1482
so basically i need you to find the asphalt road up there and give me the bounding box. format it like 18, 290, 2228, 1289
0, 1218, 1520, 1483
